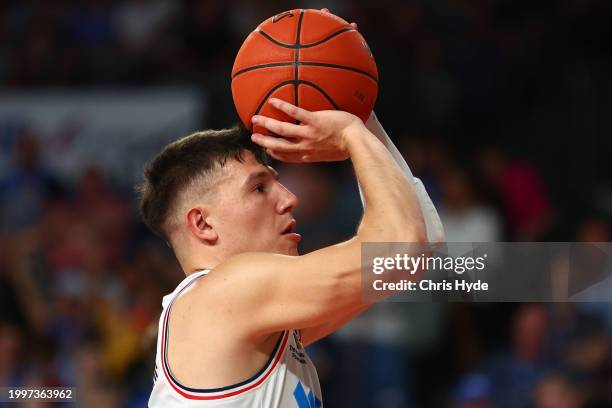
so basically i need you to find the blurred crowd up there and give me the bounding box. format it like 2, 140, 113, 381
1, 0, 612, 407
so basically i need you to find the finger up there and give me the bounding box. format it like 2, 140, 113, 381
251, 114, 308, 138
266, 150, 314, 163
267, 98, 313, 124
350, 22, 358, 30
320, 8, 330, 13
251, 133, 302, 153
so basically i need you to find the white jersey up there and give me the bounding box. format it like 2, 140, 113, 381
149, 270, 322, 407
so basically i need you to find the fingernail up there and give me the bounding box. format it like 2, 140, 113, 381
268, 98, 280, 106
251, 116, 259, 123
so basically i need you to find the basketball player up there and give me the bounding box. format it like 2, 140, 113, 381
141, 98, 444, 406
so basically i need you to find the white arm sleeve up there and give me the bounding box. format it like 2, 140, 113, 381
362, 112, 445, 243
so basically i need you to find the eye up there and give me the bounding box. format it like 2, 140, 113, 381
253, 183, 266, 193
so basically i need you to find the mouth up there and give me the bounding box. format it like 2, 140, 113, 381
281, 219, 296, 234
281, 219, 301, 242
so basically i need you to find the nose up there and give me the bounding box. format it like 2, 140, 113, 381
277, 184, 299, 214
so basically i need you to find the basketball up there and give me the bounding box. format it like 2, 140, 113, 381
231, 9, 378, 134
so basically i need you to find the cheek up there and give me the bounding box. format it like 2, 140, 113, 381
216, 193, 278, 238
220, 200, 268, 232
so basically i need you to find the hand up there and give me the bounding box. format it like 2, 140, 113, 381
251, 98, 364, 163
320, 8, 358, 30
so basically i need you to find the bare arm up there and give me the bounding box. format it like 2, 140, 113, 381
290, 8, 443, 345
364, 112, 445, 243
192, 99, 426, 340
299, 112, 446, 345
300, 304, 369, 346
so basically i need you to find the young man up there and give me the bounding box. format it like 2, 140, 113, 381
141, 98, 443, 406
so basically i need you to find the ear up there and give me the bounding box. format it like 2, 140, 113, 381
186, 207, 218, 244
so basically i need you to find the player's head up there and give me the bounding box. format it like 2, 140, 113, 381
137, 126, 300, 269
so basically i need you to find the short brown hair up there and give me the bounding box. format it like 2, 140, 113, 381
137, 126, 269, 240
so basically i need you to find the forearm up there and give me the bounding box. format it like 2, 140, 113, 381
363, 112, 445, 243
346, 126, 425, 242
365, 112, 413, 178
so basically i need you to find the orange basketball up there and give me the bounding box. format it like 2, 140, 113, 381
231, 9, 378, 134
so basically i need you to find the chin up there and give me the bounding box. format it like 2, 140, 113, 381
279, 245, 299, 256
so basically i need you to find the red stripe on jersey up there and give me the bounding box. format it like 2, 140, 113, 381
160, 303, 289, 400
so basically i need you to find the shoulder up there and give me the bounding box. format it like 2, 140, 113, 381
168, 258, 273, 335
174, 253, 297, 339
195, 252, 295, 297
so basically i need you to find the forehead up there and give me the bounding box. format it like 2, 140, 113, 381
215, 152, 276, 188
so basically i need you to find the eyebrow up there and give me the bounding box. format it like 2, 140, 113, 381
243, 167, 279, 187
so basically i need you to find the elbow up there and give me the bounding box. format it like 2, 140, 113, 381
393, 213, 427, 243
403, 209, 428, 243
411, 217, 428, 243
331, 270, 363, 309
410, 228, 428, 244
398, 225, 427, 244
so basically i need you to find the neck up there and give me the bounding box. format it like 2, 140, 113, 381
180, 255, 223, 277
173, 237, 225, 277
185, 265, 214, 276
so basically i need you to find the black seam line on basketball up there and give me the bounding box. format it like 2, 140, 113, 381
251, 79, 338, 129
252, 80, 295, 125
232, 62, 378, 83
294, 9, 304, 111
232, 62, 294, 78
301, 27, 356, 48
300, 62, 378, 83
300, 81, 340, 110
255, 27, 356, 49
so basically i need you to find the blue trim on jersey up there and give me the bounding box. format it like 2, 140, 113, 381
162, 272, 287, 393
294, 382, 322, 408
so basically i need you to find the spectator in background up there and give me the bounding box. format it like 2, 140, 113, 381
573, 218, 612, 331
576, 218, 611, 243
477, 146, 552, 240
113, 0, 175, 53
73, 341, 121, 407
439, 167, 501, 242
0, 130, 62, 231
40, 165, 130, 274
113, 0, 177, 83
72, 166, 131, 264
562, 313, 612, 407
451, 371, 494, 408
487, 304, 552, 408
534, 374, 582, 408
68, 0, 117, 82
327, 302, 418, 408
0, 322, 25, 387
